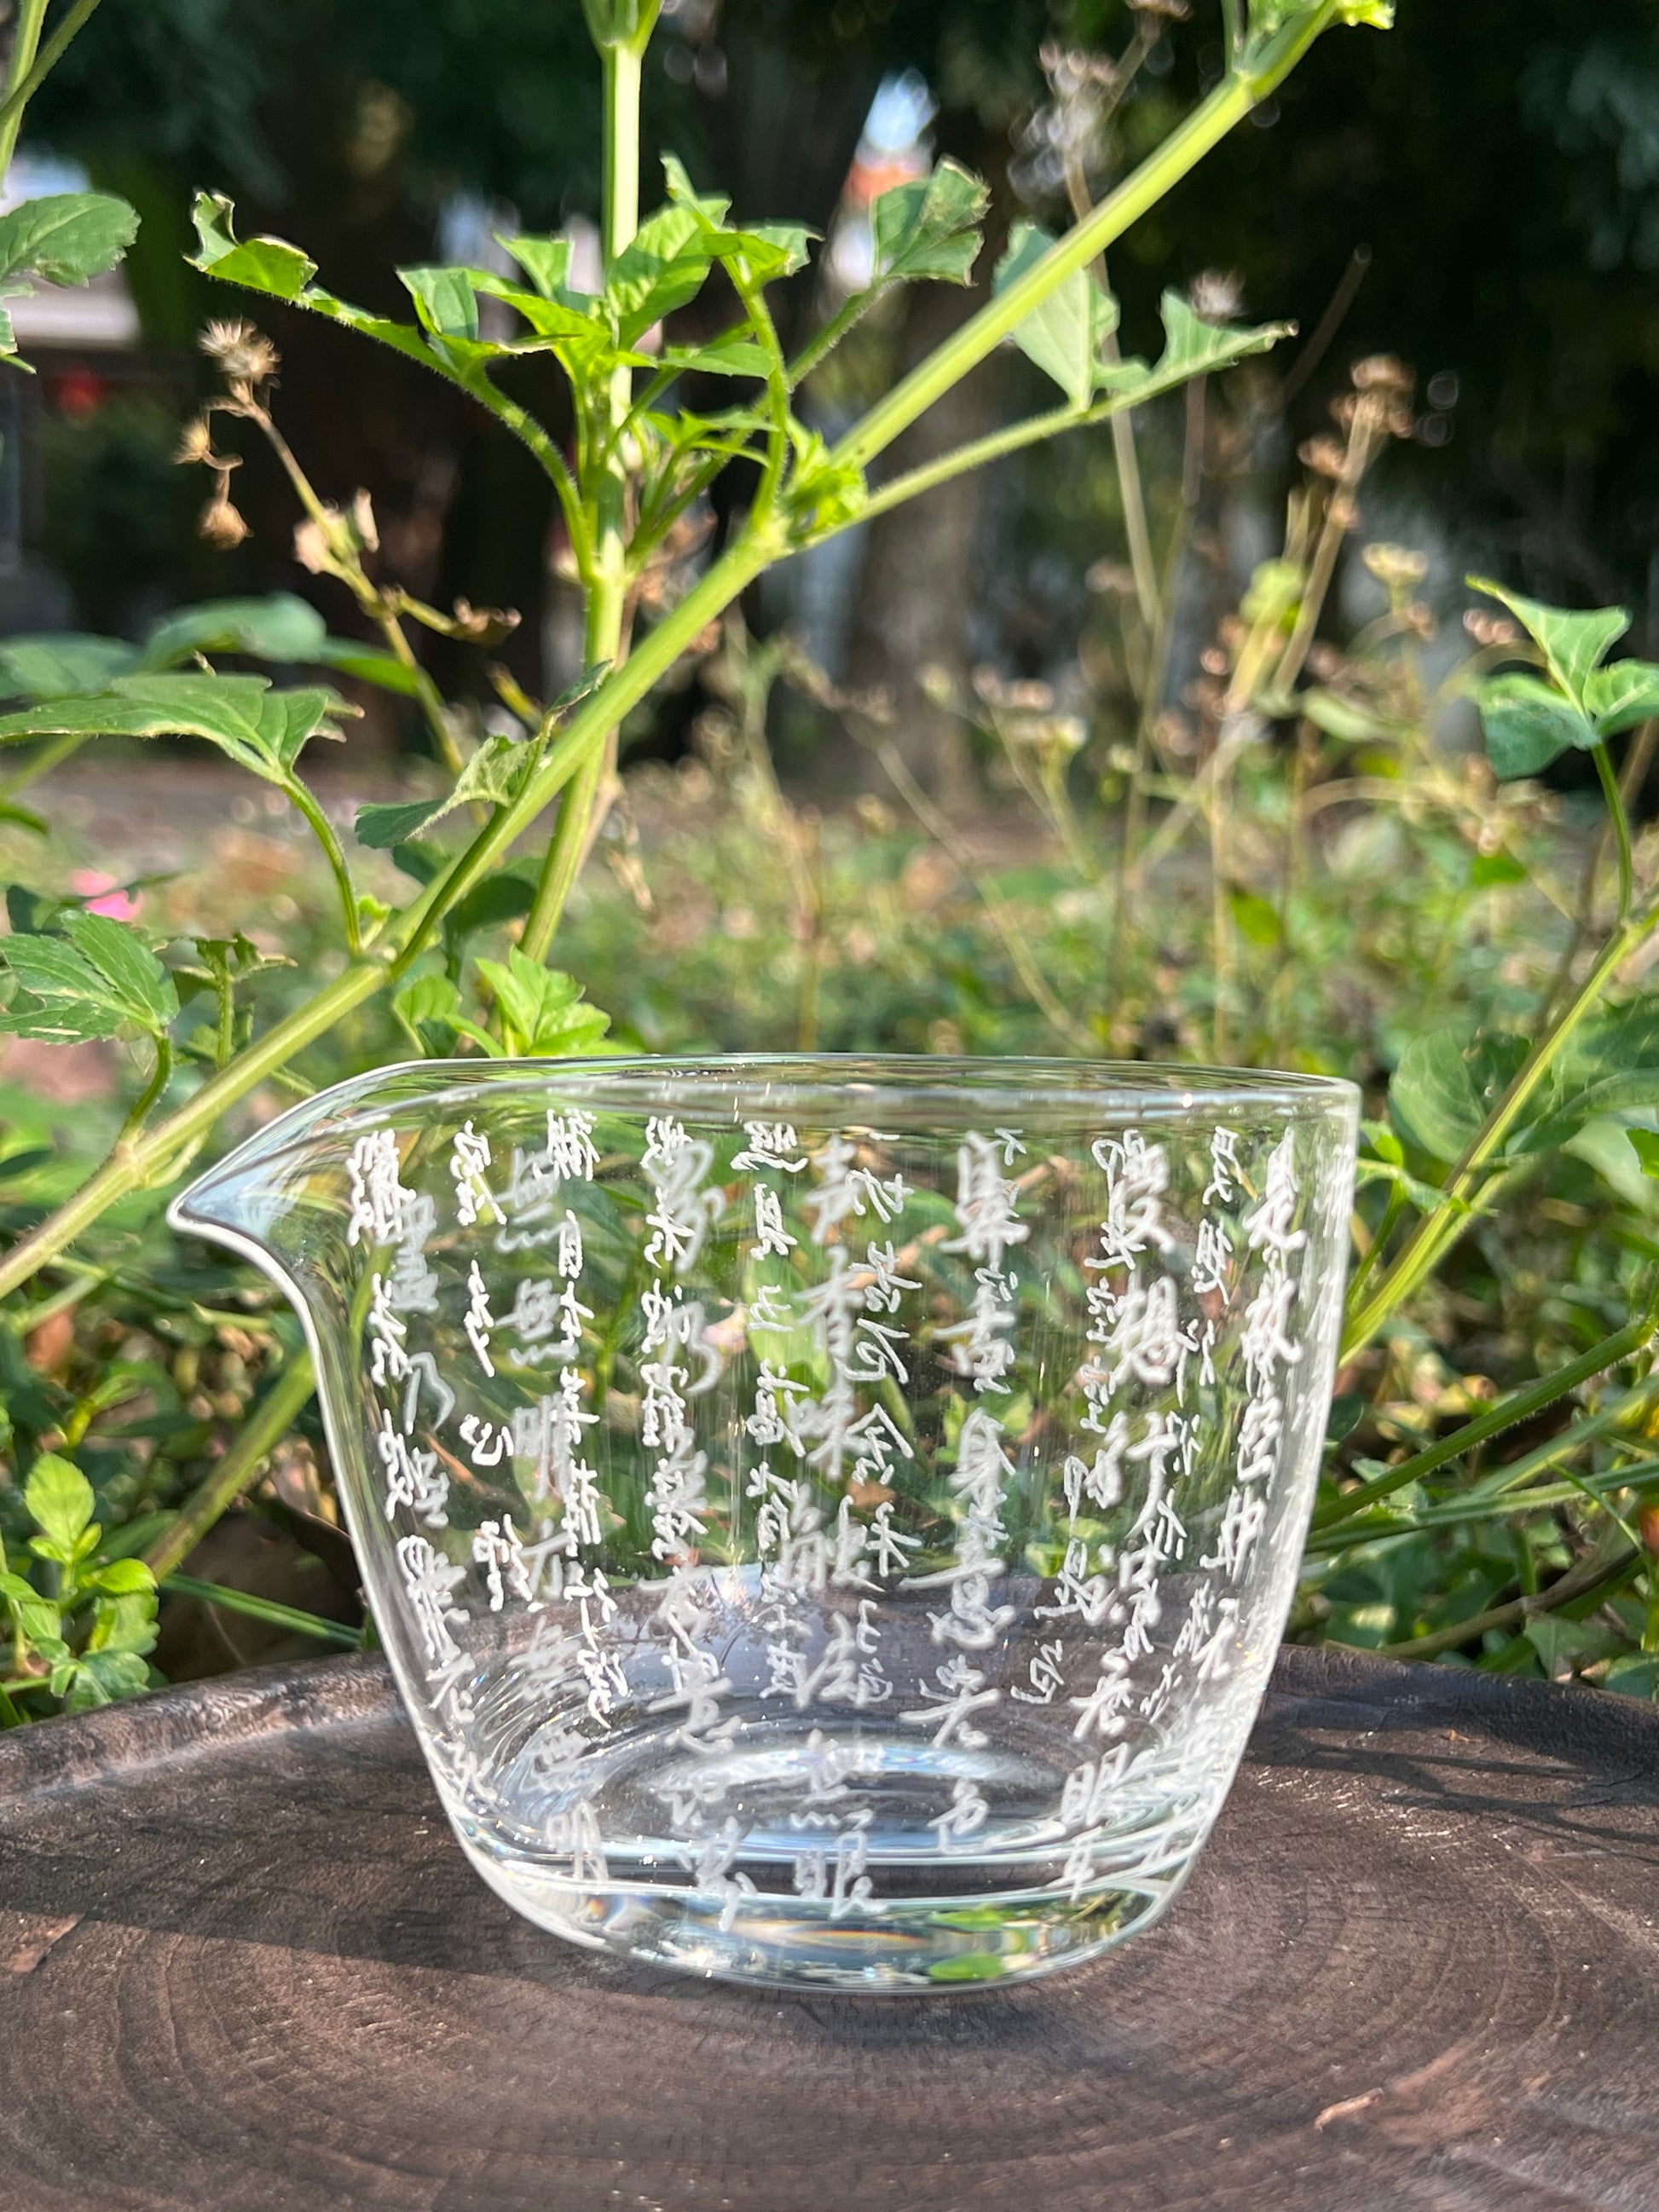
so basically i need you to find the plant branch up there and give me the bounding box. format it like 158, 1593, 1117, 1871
1594, 740, 1634, 922
144, 1351, 316, 1579
827, 4, 1337, 479
283, 775, 362, 952
0, 0, 55, 175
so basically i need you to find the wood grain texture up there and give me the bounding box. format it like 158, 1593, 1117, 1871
2, 1644, 1656, 2212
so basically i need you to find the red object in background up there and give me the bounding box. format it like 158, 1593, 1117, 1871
51, 367, 107, 419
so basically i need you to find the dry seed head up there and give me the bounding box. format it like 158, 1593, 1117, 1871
1188, 269, 1246, 324
199, 320, 280, 386
1039, 40, 1119, 95
350, 488, 379, 553
1130, 0, 1192, 17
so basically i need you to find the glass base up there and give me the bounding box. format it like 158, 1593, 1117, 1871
456, 1830, 1186, 1990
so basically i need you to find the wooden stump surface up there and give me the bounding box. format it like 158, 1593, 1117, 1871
2, 1643, 1656, 2212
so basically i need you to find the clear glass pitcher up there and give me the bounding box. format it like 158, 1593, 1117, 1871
171, 1054, 1357, 1991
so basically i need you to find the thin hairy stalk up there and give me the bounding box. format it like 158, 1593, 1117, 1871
144, 1351, 316, 1579
1344, 896, 1659, 1354
872, 732, 1094, 1053
1275, 407, 1379, 696
116, 1038, 172, 1141
787, 288, 881, 390
1312, 1299, 1659, 1534
1061, 141, 1158, 637
522, 38, 644, 965
829, 6, 1338, 479
0, 0, 49, 175
0, 731, 89, 800
283, 775, 362, 952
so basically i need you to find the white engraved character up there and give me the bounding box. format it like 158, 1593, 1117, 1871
463, 1260, 496, 1377
449, 1121, 500, 1227
643, 1116, 722, 1275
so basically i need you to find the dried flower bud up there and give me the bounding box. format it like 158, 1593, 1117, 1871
1199, 646, 1230, 677
1462, 609, 1522, 648
1130, 0, 1191, 17
292, 517, 329, 575
1328, 391, 1360, 431
1004, 679, 1055, 713
200, 492, 250, 550
1086, 559, 1138, 598
350, 488, 379, 554
199, 319, 280, 387
448, 598, 521, 647
1299, 434, 1348, 480
1403, 602, 1436, 640
1188, 269, 1246, 324
1362, 542, 1429, 589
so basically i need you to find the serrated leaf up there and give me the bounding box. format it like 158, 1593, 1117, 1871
137, 593, 328, 673
1, 935, 127, 1041
0, 633, 136, 699
61, 910, 177, 1035
62, 1649, 151, 1710
661, 335, 771, 378
661, 152, 731, 226
1099, 292, 1294, 405
1473, 672, 1598, 778
24, 1453, 95, 1552
872, 159, 989, 287
1467, 576, 1628, 707
0, 193, 138, 288
994, 222, 1115, 409
0, 673, 356, 783
1582, 659, 1659, 739
355, 731, 530, 849
392, 971, 465, 1052
474, 947, 611, 1059
188, 190, 316, 299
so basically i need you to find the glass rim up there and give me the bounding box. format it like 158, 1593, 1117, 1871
174, 1054, 1358, 1223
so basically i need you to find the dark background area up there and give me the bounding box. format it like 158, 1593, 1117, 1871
11, 0, 1659, 761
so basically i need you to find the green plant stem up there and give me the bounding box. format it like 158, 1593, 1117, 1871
1593, 741, 1633, 921
144, 1352, 316, 1580
827, 6, 1337, 481
1312, 1301, 1659, 1533
787, 287, 881, 390
1344, 895, 1659, 1356
0, 0, 49, 176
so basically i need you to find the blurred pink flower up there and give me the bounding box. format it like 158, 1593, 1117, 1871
70, 870, 140, 921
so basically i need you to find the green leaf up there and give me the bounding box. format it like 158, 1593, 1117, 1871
355, 731, 531, 849
474, 948, 612, 1058
993, 222, 1116, 410
0, 1568, 61, 1652
1, 934, 139, 1042
1228, 887, 1281, 947
660, 335, 771, 378
1389, 1030, 1527, 1162
1099, 292, 1295, 403
872, 159, 989, 287
1473, 673, 1598, 778
85, 1588, 159, 1657
136, 594, 329, 673
0, 633, 136, 699
1298, 688, 1396, 744
61, 910, 177, 1036
88, 1556, 158, 1597
1471, 848, 1527, 888
61, 1649, 151, 1711
1581, 659, 1659, 739
313, 639, 421, 696
784, 424, 866, 538
24, 1453, 95, 1552
399, 264, 481, 342
392, 971, 465, 1054
661, 152, 731, 226
604, 205, 712, 345
1628, 1129, 1659, 1180
1467, 576, 1628, 706
0, 193, 138, 287
188, 190, 316, 300
0, 674, 357, 783
496, 232, 575, 301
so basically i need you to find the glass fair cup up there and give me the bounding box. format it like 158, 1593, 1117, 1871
171, 1055, 1357, 1992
